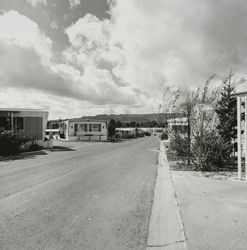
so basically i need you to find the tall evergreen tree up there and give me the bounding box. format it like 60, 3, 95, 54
216, 73, 237, 155
108, 119, 116, 138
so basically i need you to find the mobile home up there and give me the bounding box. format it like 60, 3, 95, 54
0, 108, 49, 145
115, 128, 137, 139
59, 119, 108, 141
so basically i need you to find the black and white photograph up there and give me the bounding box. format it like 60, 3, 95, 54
0, 0, 247, 249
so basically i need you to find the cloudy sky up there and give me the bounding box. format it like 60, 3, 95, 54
0, 0, 246, 119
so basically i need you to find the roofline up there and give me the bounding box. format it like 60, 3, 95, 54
0, 108, 48, 112
231, 91, 247, 97
116, 128, 137, 130
60, 119, 108, 123
167, 117, 187, 120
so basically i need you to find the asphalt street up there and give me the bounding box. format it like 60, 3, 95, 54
0, 136, 159, 250
172, 171, 247, 250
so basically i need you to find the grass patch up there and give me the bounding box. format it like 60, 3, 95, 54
165, 146, 195, 171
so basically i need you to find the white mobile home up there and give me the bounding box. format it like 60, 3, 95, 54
59, 119, 108, 141
0, 108, 49, 145
115, 128, 137, 139
167, 117, 188, 136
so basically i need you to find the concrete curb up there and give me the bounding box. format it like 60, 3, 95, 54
146, 141, 187, 250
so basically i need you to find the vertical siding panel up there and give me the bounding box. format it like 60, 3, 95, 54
24, 117, 43, 140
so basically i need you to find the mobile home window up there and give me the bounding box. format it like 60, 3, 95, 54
14, 117, 24, 130
52, 123, 59, 129
79, 124, 87, 132
89, 124, 101, 132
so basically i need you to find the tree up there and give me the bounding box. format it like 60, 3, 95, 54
178, 74, 217, 165
153, 87, 181, 127
116, 120, 122, 128
130, 121, 136, 127
108, 119, 116, 138
169, 75, 229, 170
216, 72, 237, 156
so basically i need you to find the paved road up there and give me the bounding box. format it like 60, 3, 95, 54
172, 171, 247, 250
0, 136, 159, 250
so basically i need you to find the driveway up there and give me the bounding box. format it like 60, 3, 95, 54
0, 136, 159, 250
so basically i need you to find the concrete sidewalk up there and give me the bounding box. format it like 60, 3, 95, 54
147, 141, 187, 250
172, 171, 247, 250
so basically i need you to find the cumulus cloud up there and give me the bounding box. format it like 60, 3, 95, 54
0, 10, 143, 116
69, 0, 80, 10
25, 0, 47, 7
0, 10, 51, 59
0, 42, 84, 100
110, 0, 247, 92
2, 0, 247, 118
65, 0, 247, 98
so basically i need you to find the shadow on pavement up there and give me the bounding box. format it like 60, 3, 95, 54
0, 150, 48, 162
0, 146, 76, 162
107, 140, 126, 143
46, 146, 76, 152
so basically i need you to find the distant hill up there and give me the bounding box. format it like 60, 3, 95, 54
81, 113, 180, 124
48, 113, 182, 126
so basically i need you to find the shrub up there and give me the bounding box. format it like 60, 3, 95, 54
170, 130, 232, 171
161, 132, 168, 140
125, 134, 135, 139
25, 138, 43, 152
0, 131, 26, 156
144, 131, 151, 136
191, 132, 232, 171
169, 132, 190, 160
0, 130, 42, 156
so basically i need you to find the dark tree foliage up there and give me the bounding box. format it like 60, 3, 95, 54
216, 74, 237, 156
108, 119, 117, 137
130, 121, 136, 127
116, 120, 122, 128
150, 120, 158, 127
116, 120, 159, 128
